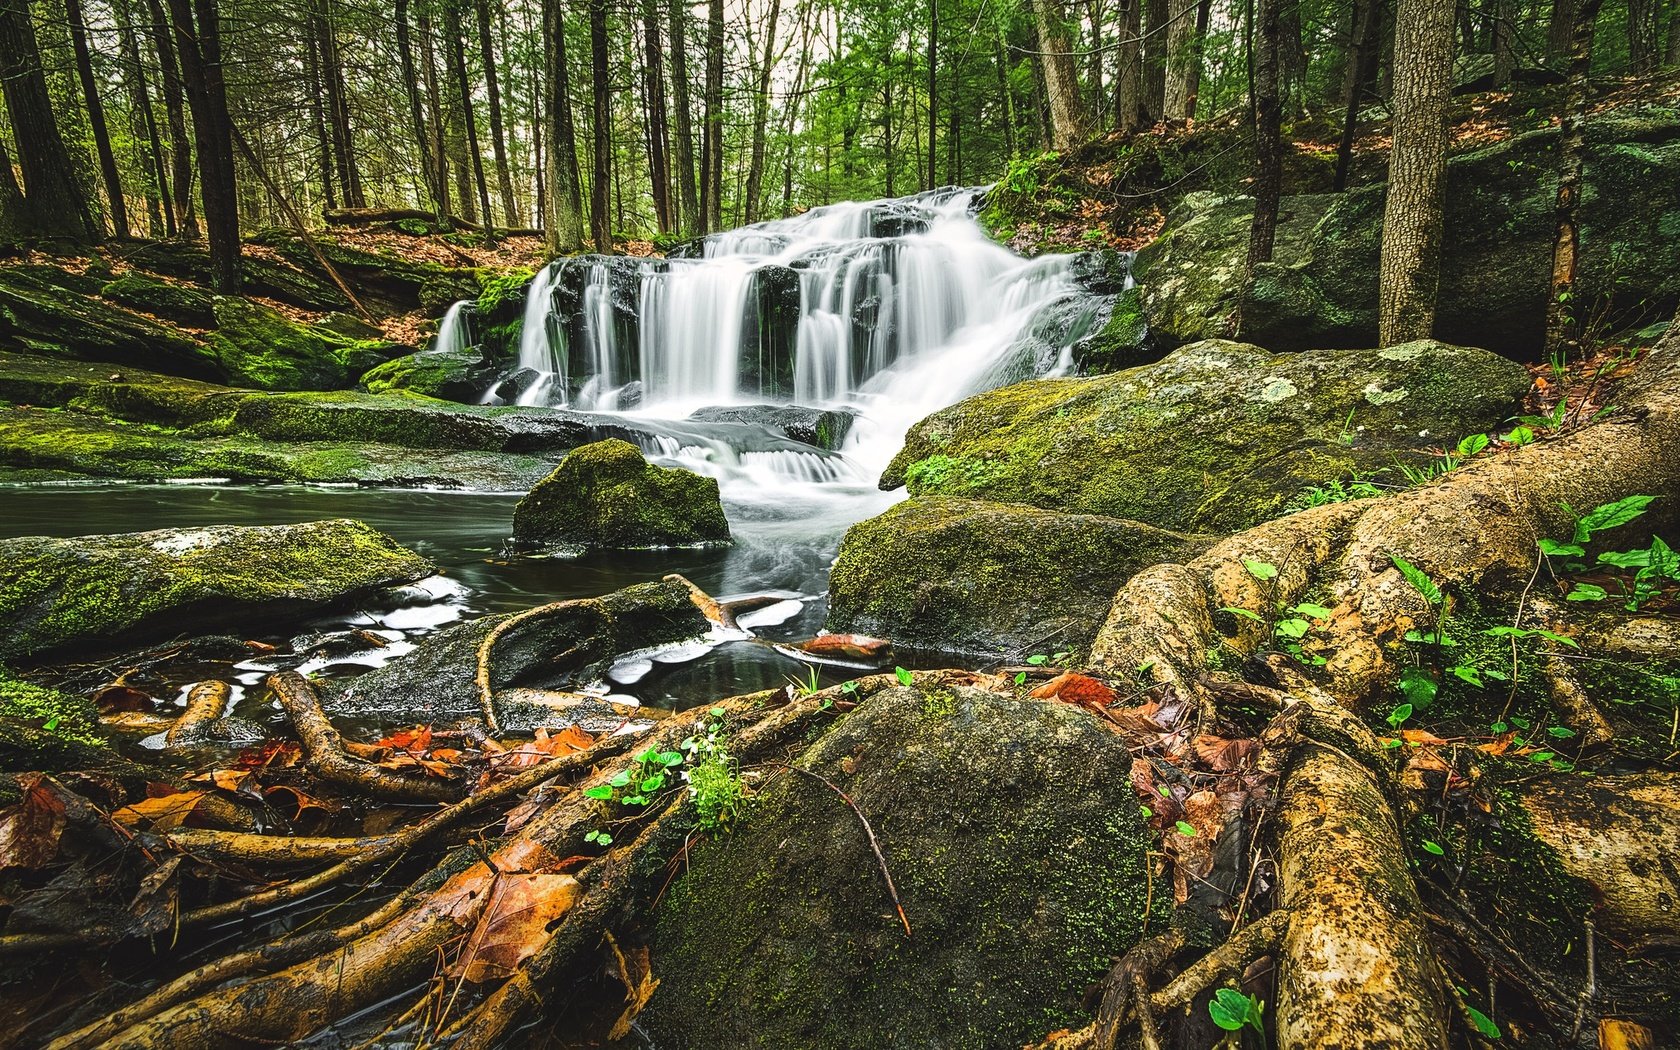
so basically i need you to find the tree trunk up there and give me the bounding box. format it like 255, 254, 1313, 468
926, 0, 938, 190
743, 0, 781, 221
116, 0, 174, 237
1112, 0, 1144, 132
1376, 0, 1454, 346
1490, 0, 1513, 84
65, 0, 127, 237
1246, 0, 1282, 273
588, 0, 613, 252
1034, 0, 1084, 149
1143, 0, 1168, 119
701, 0, 724, 232
994, 19, 1019, 157
1667, 3, 1680, 67
1627, 0, 1657, 72
1547, 0, 1573, 63
313, 0, 363, 209
168, 0, 239, 292
542, 0, 583, 251
1545, 0, 1604, 360
143, 0, 196, 237
668, 0, 699, 231
1333, 0, 1383, 191
1161, 0, 1198, 118
474, 0, 520, 226
420, 6, 452, 223
444, 0, 495, 243
0, 0, 98, 242
641, 0, 672, 232
303, 25, 338, 210
395, 0, 441, 216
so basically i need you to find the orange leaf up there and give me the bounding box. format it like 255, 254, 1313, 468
451, 872, 581, 983
1191, 735, 1258, 772
114, 791, 207, 830
605, 932, 660, 1040
1400, 729, 1451, 746
1030, 672, 1119, 709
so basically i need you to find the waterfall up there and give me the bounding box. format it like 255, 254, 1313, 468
434, 300, 472, 354
501, 189, 1106, 432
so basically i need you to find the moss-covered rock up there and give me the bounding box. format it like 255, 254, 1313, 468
0, 350, 258, 426
358, 347, 495, 402
644, 684, 1160, 1050
512, 439, 730, 551
328, 579, 708, 725
98, 273, 216, 327
0, 265, 220, 380
686, 404, 855, 450
204, 298, 401, 391
882, 338, 1532, 533
0, 665, 102, 749
1134, 109, 1680, 356
828, 497, 1210, 657
0, 520, 434, 660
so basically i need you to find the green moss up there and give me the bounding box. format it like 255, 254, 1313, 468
0, 665, 103, 749
359, 348, 487, 401
98, 273, 216, 326
205, 298, 400, 391
512, 438, 731, 551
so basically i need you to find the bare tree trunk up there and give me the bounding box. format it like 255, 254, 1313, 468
303, 25, 337, 210
168, 0, 239, 292
994, 18, 1019, 156
743, 0, 781, 220
1376, 0, 1454, 345
143, 0, 196, 236
1628, 0, 1657, 72
474, 0, 520, 226
312, 0, 363, 209
1033, 0, 1084, 149
641, 0, 672, 232
1667, 3, 1680, 66
588, 0, 613, 252
1161, 0, 1197, 117
1490, 0, 1513, 83
116, 0, 175, 236
1247, 0, 1282, 273
927, 0, 938, 190
419, 6, 452, 223
701, 0, 724, 232
1547, 0, 1573, 62
395, 0, 442, 215
668, 0, 698, 231
66, 0, 127, 236
444, 0, 494, 243
542, 0, 583, 251
1546, 0, 1604, 359
1333, 0, 1382, 191
1143, 0, 1167, 118
0, 0, 98, 241
1112, 0, 1144, 132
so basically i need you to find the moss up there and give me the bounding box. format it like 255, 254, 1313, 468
882, 339, 1532, 533
98, 273, 216, 326
0, 265, 220, 380
205, 298, 400, 391
0, 666, 103, 749
512, 438, 731, 551
359, 348, 488, 401
644, 686, 1164, 1049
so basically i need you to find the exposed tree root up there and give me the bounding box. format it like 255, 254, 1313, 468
163, 680, 230, 745
269, 671, 461, 803
157, 827, 402, 865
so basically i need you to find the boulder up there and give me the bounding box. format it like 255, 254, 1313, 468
1133, 109, 1680, 357
358, 347, 495, 402
0, 265, 219, 380
828, 497, 1210, 657
687, 403, 855, 450
512, 439, 730, 552
205, 298, 400, 391
98, 273, 217, 327
0, 520, 434, 661
643, 684, 1159, 1050
328, 579, 708, 726
882, 339, 1532, 533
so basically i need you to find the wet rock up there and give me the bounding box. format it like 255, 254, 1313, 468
643, 684, 1159, 1049
828, 497, 1211, 657
740, 265, 801, 398
0, 265, 219, 381
0, 520, 434, 661
687, 404, 855, 450
98, 273, 217, 327
865, 201, 934, 237
512, 439, 731, 552
328, 579, 708, 725
1069, 248, 1132, 295
206, 298, 402, 391
883, 338, 1532, 532
358, 347, 496, 402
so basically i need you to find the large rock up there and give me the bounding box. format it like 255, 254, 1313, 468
358, 347, 496, 402
828, 497, 1210, 657
512, 439, 730, 551
1133, 109, 1680, 357
882, 338, 1532, 533
0, 520, 434, 661
205, 298, 402, 391
328, 579, 708, 726
0, 265, 219, 380
643, 684, 1158, 1050
687, 403, 854, 450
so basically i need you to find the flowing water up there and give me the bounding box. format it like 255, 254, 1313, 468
5, 190, 1117, 708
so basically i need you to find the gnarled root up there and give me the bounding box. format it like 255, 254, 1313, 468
269, 671, 461, 803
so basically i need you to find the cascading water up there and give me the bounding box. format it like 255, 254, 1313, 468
434, 299, 473, 354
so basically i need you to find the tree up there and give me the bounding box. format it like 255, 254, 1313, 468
395, 0, 444, 217
0, 0, 98, 242
743, 0, 783, 221
1246, 0, 1283, 274
543, 0, 584, 251
1034, 0, 1084, 149
1332, 0, 1383, 191
475, 0, 521, 226
115, 0, 175, 236
65, 0, 129, 237
640, 0, 673, 231
1546, 0, 1606, 359
1376, 0, 1455, 346
419, 4, 452, 223
144, 0, 196, 236
1161, 0, 1200, 119
168, 0, 240, 291
668, 0, 699, 230
927, 0, 938, 189
589, 0, 614, 251
444, 0, 495, 242
701, 0, 724, 232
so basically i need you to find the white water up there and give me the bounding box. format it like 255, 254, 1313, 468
433, 300, 472, 354
477, 189, 1111, 568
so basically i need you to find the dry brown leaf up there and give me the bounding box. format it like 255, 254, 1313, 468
93, 685, 155, 713
451, 872, 581, 983
1030, 672, 1119, 710
605, 932, 661, 1040
1191, 735, 1259, 772
0, 774, 69, 870
1599, 1018, 1657, 1050
1400, 729, 1451, 746
113, 791, 207, 830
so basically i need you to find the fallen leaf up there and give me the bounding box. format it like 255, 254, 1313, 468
451, 872, 581, 982
93, 685, 155, 713
1191, 735, 1259, 772
605, 932, 661, 1039
1030, 673, 1120, 713
1400, 729, 1451, 746
0, 774, 69, 870
113, 791, 207, 831
264, 784, 339, 819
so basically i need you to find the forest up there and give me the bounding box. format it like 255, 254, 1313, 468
2, 0, 1680, 1046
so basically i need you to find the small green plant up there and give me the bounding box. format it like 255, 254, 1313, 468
1218, 558, 1331, 664
681, 706, 751, 834
1286, 469, 1388, 512
1394, 432, 1490, 487
894, 666, 914, 687
1540, 495, 1675, 610
786, 665, 823, 697
1207, 987, 1265, 1037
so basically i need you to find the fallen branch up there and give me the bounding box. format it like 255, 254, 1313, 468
160, 827, 401, 866
164, 680, 230, 746
269, 671, 460, 803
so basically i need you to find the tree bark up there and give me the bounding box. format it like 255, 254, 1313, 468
668, 0, 699, 231
641, 0, 673, 231
419, 6, 452, 223
1246, 0, 1282, 272
543, 0, 583, 251
302, 23, 337, 210
1112, 0, 1144, 132
1376, 0, 1454, 345
0, 0, 98, 242
143, 0, 196, 237
1161, 0, 1198, 118
701, 0, 724, 232
588, 0, 613, 252
65, 0, 128, 237
168, 0, 238, 291
444, 0, 495, 243
743, 0, 781, 221
1034, 0, 1084, 149
927, 0, 938, 189
395, 0, 442, 216
1332, 0, 1383, 191
312, 0, 363, 209
1143, 0, 1167, 119
1547, 0, 1574, 63
474, 0, 521, 226
116, 0, 175, 236
1628, 0, 1658, 72
1545, 0, 1604, 360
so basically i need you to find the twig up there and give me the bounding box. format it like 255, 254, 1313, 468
762, 761, 912, 936
1569, 919, 1596, 1043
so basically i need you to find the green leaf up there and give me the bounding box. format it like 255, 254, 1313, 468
1533, 629, 1579, 648
1566, 583, 1607, 601
1025, 654, 1049, 666
1219, 606, 1265, 622
1275, 618, 1311, 639
1456, 432, 1490, 457
1538, 538, 1585, 557
1174, 820, 1197, 837
609, 770, 632, 788
1139, 805, 1153, 818
1207, 988, 1253, 1032
1158, 785, 1171, 797
641, 775, 666, 792
1490, 721, 1508, 733
583, 784, 614, 800
43, 715, 60, 731
1387, 702, 1414, 728
1465, 1004, 1501, 1039
1547, 726, 1576, 738
1390, 554, 1443, 606
1421, 840, 1445, 856
1481, 625, 1531, 639
1597, 549, 1651, 569
1503, 425, 1536, 446
659, 751, 685, 766
894, 666, 914, 686
1650, 536, 1679, 580
1398, 667, 1439, 710
1529, 751, 1555, 763
1450, 664, 1484, 688
1293, 602, 1334, 619
710, 706, 726, 717
1014, 671, 1027, 686
1573, 494, 1655, 544
1242, 559, 1279, 581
